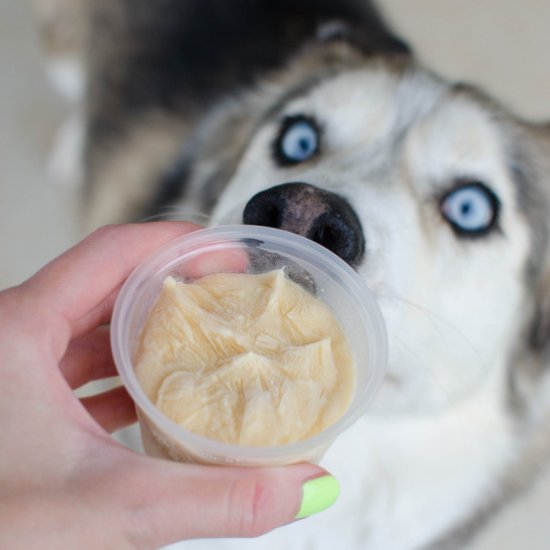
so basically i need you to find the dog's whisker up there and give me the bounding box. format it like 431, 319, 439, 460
385, 293, 488, 378
139, 204, 185, 220
139, 212, 172, 223
172, 208, 212, 224
388, 331, 456, 404
378, 291, 490, 408
139, 206, 212, 225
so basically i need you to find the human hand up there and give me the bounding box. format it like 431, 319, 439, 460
0, 223, 338, 549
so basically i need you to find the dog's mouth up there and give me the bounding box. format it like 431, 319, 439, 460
242, 182, 366, 268
244, 242, 317, 294
384, 372, 402, 388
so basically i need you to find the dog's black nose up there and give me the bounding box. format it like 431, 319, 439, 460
242, 182, 365, 266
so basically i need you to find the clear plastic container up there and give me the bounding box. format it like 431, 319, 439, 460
111, 225, 387, 466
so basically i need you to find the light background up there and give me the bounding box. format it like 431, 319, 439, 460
1, 1, 549, 547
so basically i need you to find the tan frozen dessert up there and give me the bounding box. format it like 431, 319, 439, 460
134, 269, 355, 447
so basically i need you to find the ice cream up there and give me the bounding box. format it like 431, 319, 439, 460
134, 269, 355, 447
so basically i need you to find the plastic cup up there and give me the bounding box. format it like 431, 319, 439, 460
111, 225, 387, 466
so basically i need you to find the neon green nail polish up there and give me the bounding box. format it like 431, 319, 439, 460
296, 475, 339, 519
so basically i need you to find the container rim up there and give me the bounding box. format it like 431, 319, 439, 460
111, 225, 388, 462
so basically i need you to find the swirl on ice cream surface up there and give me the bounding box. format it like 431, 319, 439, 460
135, 270, 355, 446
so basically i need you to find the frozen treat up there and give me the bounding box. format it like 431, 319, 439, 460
134, 269, 355, 447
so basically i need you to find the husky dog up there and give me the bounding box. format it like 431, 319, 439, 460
38, 1, 550, 548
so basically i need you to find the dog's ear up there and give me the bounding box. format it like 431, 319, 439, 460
526, 125, 550, 361
509, 122, 550, 405
313, 1, 410, 56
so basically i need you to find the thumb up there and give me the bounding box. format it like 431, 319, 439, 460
114, 455, 339, 548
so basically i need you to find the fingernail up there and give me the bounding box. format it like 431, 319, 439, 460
296, 475, 339, 519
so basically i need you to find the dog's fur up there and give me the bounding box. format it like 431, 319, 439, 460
37, 1, 550, 548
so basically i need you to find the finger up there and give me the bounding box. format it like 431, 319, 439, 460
107, 457, 338, 547
80, 386, 137, 433
70, 286, 119, 340
21, 222, 202, 353
60, 327, 116, 389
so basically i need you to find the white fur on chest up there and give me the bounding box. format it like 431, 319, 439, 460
174, 367, 516, 550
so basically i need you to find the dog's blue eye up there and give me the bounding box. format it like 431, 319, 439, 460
441, 183, 499, 236
274, 116, 320, 165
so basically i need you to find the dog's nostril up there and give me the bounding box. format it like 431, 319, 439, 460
262, 203, 282, 229
312, 224, 340, 252
311, 216, 363, 264
243, 194, 284, 228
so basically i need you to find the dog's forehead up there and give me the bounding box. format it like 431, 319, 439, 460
278, 64, 448, 143
402, 95, 513, 193
274, 64, 511, 191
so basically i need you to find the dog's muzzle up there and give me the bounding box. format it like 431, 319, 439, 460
242, 182, 365, 267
